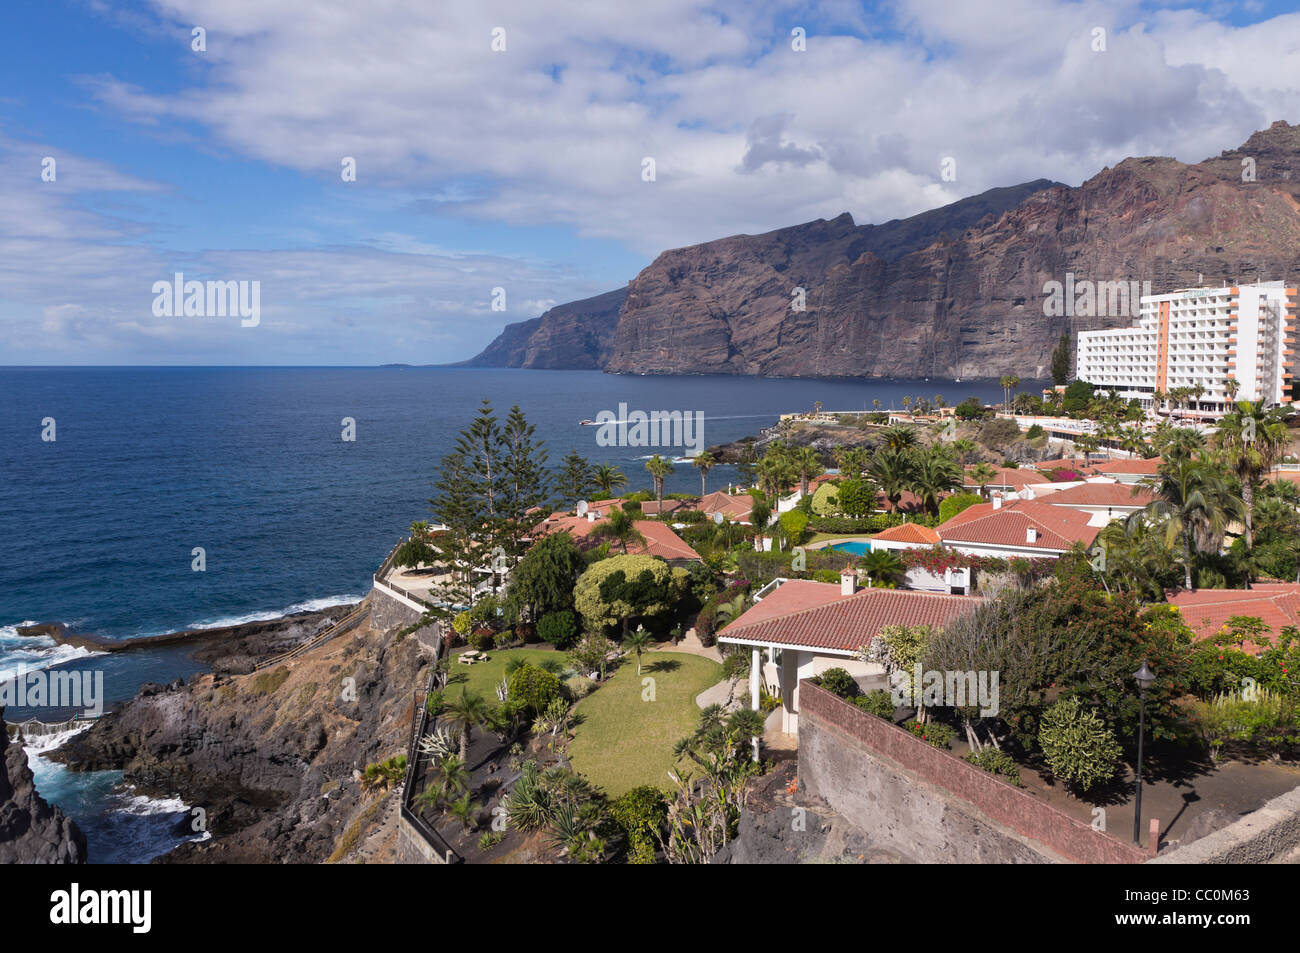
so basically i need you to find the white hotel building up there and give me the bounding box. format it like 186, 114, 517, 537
1075, 282, 1296, 417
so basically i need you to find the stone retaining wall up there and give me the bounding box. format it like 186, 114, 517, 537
798, 680, 1150, 864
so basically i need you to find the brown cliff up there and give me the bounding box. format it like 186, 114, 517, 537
469, 122, 1300, 379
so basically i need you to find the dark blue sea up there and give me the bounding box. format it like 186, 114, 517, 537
0, 366, 1010, 860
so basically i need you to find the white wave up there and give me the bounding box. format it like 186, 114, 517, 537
185, 593, 365, 631
112, 787, 191, 816
0, 622, 105, 672
21, 722, 94, 757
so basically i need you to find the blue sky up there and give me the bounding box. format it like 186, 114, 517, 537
2, 0, 1299, 365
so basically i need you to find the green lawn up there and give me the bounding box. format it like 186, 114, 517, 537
567, 652, 723, 797
446, 648, 562, 700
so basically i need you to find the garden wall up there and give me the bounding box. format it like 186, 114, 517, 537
1148, 783, 1300, 864
798, 680, 1150, 865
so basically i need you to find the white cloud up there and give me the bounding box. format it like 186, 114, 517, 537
8, 0, 1300, 362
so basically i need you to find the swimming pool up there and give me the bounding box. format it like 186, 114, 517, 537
827, 541, 871, 556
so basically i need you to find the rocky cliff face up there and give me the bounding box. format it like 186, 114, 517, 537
470, 122, 1300, 379
468, 180, 1057, 373
460, 287, 627, 369
51, 603, 432, 863
0, 710, 87, 863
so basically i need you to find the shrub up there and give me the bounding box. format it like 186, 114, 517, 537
836, 479, 875, 516
610, 786, 668, 865
1026, 424, 1045, 439
854, 689, 895, 720
507, 663, 565, 716
1037, 696, 1122, 792
537, 610, 579, 649
904, 718, 955, 749
813, 667, 858, 699
965, 748, 1023, 786
721, 652, 750, 680
1190, 690, 1299, 760
810, 482, 841, 516
779, 509, 809, 544
938, 492, 983, 524
468, 629, 494, 651
564, 674, 596, 700
478, 831, 504, 851
452, 611, 472, 636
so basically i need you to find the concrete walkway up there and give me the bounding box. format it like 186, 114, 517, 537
652, 628, 723, 662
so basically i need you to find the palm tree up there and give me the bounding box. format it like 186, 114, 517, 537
1214, 402, 1291, 550
901, 395, 913, 416
644, 455, 674, 504
1224, 378, 1240, 404
1074, 433, 1100, 463
1001, 374, 1020, 412
448, 791, 482, 832
1142, 458, 1242, 591
692, 451, 717, 497
1161, 427, 1206, 463
869, 448, 914, 512
860, 549, 904, 587
592, 462, 627, 496
444, 690, 490, 762
755, 452, 794, 501
968, 461, 999, 499
950, 438, 977, 466
791, 446, 823, 496
878, 425, 917, 453
590, 504, 646, 554
622, 626, 655, 676
417, 754, 469, 812
909, 449, 962, 517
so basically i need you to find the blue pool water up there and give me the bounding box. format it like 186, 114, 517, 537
828, 541, 872, 555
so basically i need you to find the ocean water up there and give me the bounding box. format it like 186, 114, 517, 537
0, 366, 1012, 859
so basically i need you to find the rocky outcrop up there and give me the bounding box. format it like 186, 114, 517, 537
470, 121, 1300, 380
460, 287, 628, 369
0, 708, 87, 863
51, 612, 433, 863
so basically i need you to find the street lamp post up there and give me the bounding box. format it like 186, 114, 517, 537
1132, 660, 1156, 845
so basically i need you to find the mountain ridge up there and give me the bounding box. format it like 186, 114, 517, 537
465, 122, 1300, 378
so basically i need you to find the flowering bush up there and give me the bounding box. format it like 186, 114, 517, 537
903, 718, 955, 749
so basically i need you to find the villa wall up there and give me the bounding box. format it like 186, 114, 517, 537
798, 681, 1151, 865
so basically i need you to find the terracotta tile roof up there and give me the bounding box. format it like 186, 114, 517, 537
718, 587, 982, 652
532, 514, 701, 561
963, 466, 1049, 489
1034, 482, 1157, 507
1166, 584, 1300, 653
729, 579, 848, 628
640, 499, 689, 516
936, 499, 1099, 551
1092, 457, 1163, 474
1028, 458, 1098, 474
871, 522, 942, 545
695, 490, 755, 520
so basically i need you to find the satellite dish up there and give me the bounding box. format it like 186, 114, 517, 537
712, 512, 724, 524
576, 500, 589, 516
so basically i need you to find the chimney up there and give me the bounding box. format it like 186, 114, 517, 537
840, 568, 858, 597
587, 510, 598, 523
992, 495, 1002, 510
1026, 526, 1038, 544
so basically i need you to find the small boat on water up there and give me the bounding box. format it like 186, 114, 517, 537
578, 418, 595, 426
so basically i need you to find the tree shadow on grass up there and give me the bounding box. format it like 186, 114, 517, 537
643, 659, 682, 675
